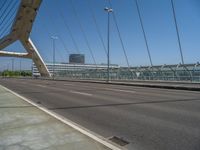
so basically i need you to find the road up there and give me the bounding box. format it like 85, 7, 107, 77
0, 78, 200, 150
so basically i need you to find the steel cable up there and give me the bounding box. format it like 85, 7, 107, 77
133, 0, 153, 67
58, 10, 80, 54
69, 0, 97, 66
0, 5, 18, 37
108, 0, 135, 78
170, 0, 185, 64
0, 0, 7, 13
0, 0, 18, 27
87, 0, 107, 56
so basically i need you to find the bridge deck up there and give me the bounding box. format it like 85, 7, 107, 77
0, 78, 200, 150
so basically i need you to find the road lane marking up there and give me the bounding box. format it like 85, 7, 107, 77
35, 84, 47, 88
70, 90, 93, 96
105, 88, 136, 94
20, 82, 27, 84
63, 83, 74, 86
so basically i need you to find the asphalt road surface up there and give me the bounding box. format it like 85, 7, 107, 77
1, 78, 200, 150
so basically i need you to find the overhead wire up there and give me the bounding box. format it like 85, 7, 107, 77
69, 0, 97, 66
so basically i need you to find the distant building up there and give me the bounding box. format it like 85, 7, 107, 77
69, 54, 85, 64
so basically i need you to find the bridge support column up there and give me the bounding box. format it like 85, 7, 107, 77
21, 38, 51, 77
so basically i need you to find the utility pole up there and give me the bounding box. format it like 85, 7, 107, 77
104, 7, 113, 83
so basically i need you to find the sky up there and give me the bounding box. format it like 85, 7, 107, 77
0, 0, 200, 71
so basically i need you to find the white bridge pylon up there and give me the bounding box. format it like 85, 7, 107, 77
0, 0, 51, 77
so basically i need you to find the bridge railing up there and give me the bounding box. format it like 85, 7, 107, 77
33, 63, 200, 82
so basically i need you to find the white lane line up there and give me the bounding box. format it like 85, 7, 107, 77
70, 90, 93, 96
1, 85, 124, 150
63, 83, 74, 86
105, 88, 136, 94
35, 84, 47, 88
20, 82, 27, 84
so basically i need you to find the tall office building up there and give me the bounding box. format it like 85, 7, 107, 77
69, 54, 85, 64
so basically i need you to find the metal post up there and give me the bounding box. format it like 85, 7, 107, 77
51, 36, 58, 80
104, 7, 113, 83
32, 52, 34, 78
53, 39, 55, 80
7, 63, 9, 71
19, 59, 21, 73
11, 58, 14, 71
107, 11, 110, 82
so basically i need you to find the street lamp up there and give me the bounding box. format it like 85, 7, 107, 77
51, 36, 58, 80
104, 7, 113, 83
11, 58, 14, 71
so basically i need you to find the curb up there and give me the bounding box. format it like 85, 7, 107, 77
1, 85, 126, 150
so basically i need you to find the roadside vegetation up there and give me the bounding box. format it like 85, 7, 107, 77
0, 70, 32, 77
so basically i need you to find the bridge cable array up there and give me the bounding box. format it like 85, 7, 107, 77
0, 0, 19, 39
0, 7, 17, 38
0, 0, 7, 12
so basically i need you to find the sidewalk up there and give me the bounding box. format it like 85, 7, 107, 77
0, 85, 121, 150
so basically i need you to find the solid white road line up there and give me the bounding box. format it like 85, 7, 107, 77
70, 90, 93, 96
35, 84, 47, 88
105, 88, 136, 94
63, 83, 74, 86
1, 85, 125, 150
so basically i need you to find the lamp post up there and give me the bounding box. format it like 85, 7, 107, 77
11, 58, 14, 71
51, 36, 58, 80
104, 7, 113, 83
19, 59, 21, 73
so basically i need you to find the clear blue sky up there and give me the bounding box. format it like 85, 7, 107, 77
1, 0, 200, 71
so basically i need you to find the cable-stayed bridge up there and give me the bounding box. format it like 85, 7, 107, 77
0, 0, 200, 82
1, 1, 200, 150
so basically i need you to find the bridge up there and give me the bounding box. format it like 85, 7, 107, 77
0, 0, 200, 150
